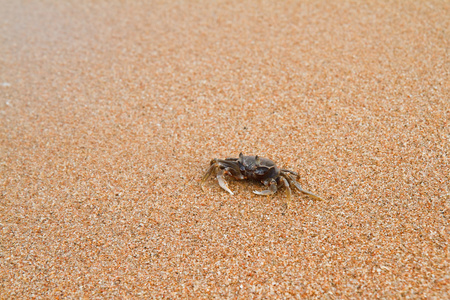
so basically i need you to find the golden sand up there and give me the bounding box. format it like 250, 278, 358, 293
1, 0, 448, 298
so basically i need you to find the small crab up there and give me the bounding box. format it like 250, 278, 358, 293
201, 153, 324, 206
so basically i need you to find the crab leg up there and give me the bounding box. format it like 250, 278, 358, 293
253, 179, 277, 196
201, 164, 216, 183
281, 169, 299, 177
279, 176, 292, 204
213, 159, 242, 174
284, 173, 324, 201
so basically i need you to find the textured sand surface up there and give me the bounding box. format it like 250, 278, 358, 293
1, 0, 449, 298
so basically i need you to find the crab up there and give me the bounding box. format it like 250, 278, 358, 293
201, 153, 324, 206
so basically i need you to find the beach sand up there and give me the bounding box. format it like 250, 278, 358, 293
1, 0, 448, 298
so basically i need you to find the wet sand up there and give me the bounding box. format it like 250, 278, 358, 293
1, 0, 448, 298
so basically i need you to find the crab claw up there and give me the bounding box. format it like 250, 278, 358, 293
217, 169, 234, 195
253, 179, 277, 196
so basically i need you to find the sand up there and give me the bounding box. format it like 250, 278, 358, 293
1, 0, 448, 298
